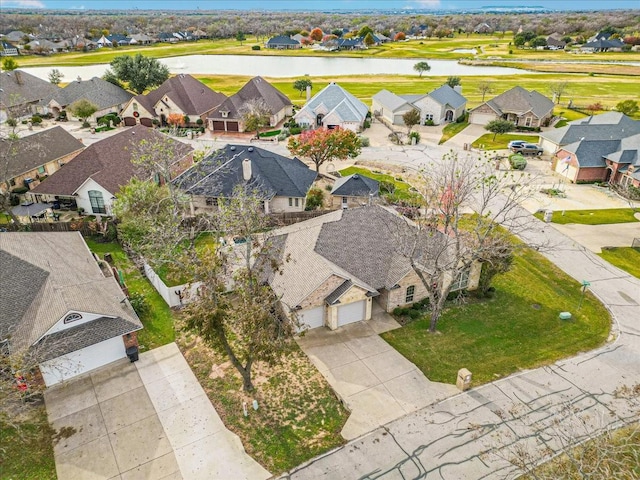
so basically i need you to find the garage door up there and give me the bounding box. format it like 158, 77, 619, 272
212, 120, 225, 131
226, 121, 239, 132
470, 112, 496, 125
123, 116, 137, 126
139, 117, 153, 127
39, 337, 126, 387
297, 306, 324, 332
337, 300, 366, 327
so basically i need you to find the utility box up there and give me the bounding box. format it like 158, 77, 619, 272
544, 210, 553, 223
457, 368, 472, 391
126, 345, 139, 362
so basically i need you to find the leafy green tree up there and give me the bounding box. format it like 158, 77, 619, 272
235, 31, 246, 45
305, 187, 324, 210
68, 99, 98, 127
485, 119, 515, 140
102, 69, 123, 88
358, 25, 374, 38
47, 68, 64, 85
293, 78, 313, 97
616, 100, 639, 116
1, 57, 18, 71
363, 32, 376, 47
413, 61, 431, 77
402, 108, 421, 134
446, 76, 461, 88
105, 53, 170, 94
530, 37, 547, 48
288, 127, 361, 172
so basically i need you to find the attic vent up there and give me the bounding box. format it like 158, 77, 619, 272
248, 147, 254, 152
353, 174, 359, 179
230, 146, 236, 151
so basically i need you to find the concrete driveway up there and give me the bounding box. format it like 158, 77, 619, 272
296, 303, 458, 440
45, 343, 270, 480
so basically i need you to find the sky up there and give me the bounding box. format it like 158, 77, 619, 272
1, 0, 638, 11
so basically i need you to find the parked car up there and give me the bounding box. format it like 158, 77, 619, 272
508, 139, 527, 149
511, 143, 543, 156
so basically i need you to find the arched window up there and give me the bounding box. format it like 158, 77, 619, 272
88, 190, 106, 214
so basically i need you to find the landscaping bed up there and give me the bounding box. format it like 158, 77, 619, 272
472, 133, 540, 151
382, 247, 611, 385
534, 208, 640, 225
438, 120, 468, 144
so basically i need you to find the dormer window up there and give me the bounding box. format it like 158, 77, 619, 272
221, 111, 228, 118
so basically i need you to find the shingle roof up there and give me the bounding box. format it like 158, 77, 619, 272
483, 86, 554, 119
0, 70, 61, 109
564, 139, 621, 168
583, 38, 624, 49
209, 76, 291, 120
541, 112, 640, 146
372, 89, 412, 113
295, 82, 368, 124
31, 125, 193, 196
331, 173, 380, 197
267, 36, 300, 46
49, 77, 133, 111
428, 84, 467, 109
325, 279, 353, 305
1, 126, 84, 180
139, 74, 226, 117
173, 144, 316, 199
0, 232, 141, 352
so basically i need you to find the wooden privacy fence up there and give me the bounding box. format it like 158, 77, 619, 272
1, 221, 98, 236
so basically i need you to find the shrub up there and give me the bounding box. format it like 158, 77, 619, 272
30, 115, 42, 124
305, 187, 324, 210
252, 45, 261, 50
380, 181, 396, 195
393, 307, 410, 316
509, 154, 527, 170
290, 127, 302, 135
11, 186, 29, 194
128, 291, 150, 317
408, 309, 421, 320
359, 136, 370, 147
324, 184, 333, 191
363, 119, 371, 129
97, 116, 111, 127
424, 119, 435, 126
196, 118, 204, 126
408, 131, 421, 144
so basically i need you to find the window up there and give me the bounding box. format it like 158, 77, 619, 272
205, 197, 218, 207
88, 190, 106, 214
63, 312, 83, 324
525, 117, 532, 127
221, 111, 228, 118
133, 102, 138, 111
425, 114, 434, 121
405, 285, 415, 303
288, 198, 293, 206
295, 198, 299, 207
451, 270, 470, 292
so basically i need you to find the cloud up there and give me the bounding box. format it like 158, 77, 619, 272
413, 0, 441, 7
0, 0, 46, 7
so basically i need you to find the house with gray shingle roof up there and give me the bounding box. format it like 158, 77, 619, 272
0, 232, 142, 386
173, 144, 316, 214
266, 36, 301, 49
208, 76, 293, 133
330, 173, 379, 209
120, 74, 226, 127
46, 76, 134, 122
0, 70, 60, 121
294, 82, 369, 132
469, 86, 554, 128
30, 125, 193, 216
266, 205, 480, 331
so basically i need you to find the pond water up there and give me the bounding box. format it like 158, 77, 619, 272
23, 54, 534, 80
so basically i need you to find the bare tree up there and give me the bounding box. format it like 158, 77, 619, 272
478, 80, 494, 102
549, 81, 570, 105
239, 98, 272, 139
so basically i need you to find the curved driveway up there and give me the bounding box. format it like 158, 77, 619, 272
284, 214, 640, 479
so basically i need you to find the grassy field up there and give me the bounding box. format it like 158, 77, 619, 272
0, 407, 56, 480
472, 133, 540, 150
599, 247, 640, 278
83, 238, 175, 351
534, 208, 640, 225
382, 247, 611, 385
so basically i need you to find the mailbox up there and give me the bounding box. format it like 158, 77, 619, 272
457, 368, 472, 391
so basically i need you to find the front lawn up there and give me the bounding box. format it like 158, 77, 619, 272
472, 133, 540, 151
382, 247, 611, 385
534, 208, 640, 225
599, 247, 640, 278
177, 327, 348, 474
339, 166, 419, 204
83, 237, 175, 351
439, 120, 469, 144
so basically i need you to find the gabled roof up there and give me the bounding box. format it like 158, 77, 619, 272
372, 89, 412, 113
541, 112, 640, 146
0, 232, 141, 352
481, 86, 554, 119
583, 38, 624, 49
267, 36, 300, 46
564, 139, 621, 168
428, 84, 467, 109
173, 144, 316, 199
209, 76, 291, 120
331, 173, 380, 197
136, 74, 226, 118
0, 70, 60, 109
48, 76, 133, 111
1, 126, 85, 180
31, 125, 193, 196
296, 82, 368, 124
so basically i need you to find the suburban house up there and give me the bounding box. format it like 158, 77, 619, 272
372, 84, 466, 126
0, 41, 19, 56
294, 82, 369, 132
543, 113, 640, 187
267, 205, 480, 332
207, 76, 293, 133
0, 232, 142, 386
46, 77, 134, 122
546, 33, 567, 49
173, 144, 317, 214
0, 70, 60, 121
30, 125, 194, 216
0, 127, 85, 195
330, 173, 380, 209
128, 33, 155, 45
581, 38, 625, 52
474, 23, 493, 34
120, 74, 227, 127
469, 86, 554, 127
322, 38, 365, 51
266, 36, 301, 49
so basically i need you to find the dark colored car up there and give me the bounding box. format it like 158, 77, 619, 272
511, 143, 543, 156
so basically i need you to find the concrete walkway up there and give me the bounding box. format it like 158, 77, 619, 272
296, 304, 458, 440
46, 343, 270, 480
284, 215, 640, 479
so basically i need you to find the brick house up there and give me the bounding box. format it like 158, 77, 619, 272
469, 86, 554, 127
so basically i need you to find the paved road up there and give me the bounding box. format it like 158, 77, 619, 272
283, 214, 640, 479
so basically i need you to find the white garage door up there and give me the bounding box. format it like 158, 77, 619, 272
39, 336, 127, 387
470, 112, 496, 125
297, 306, 325, 332
337, 300, 366, 327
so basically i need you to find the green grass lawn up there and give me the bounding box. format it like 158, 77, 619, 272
339, 166, 419, 203
439, 120, 469, 144
382, 247, 611, 385
0, 407, 56, 480
472, 133, 541, 150
83, 237, 175, 351
599, 247, 640, 278
534, 208, 640, 225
